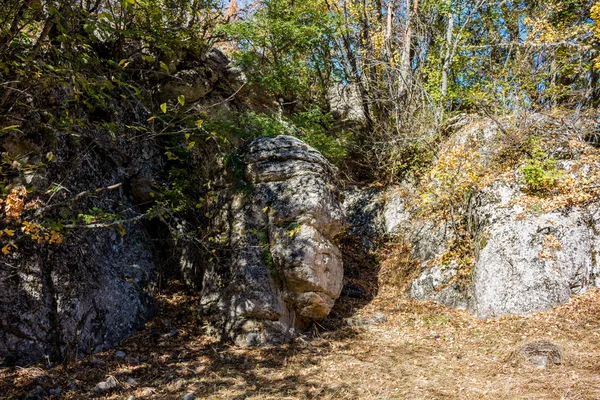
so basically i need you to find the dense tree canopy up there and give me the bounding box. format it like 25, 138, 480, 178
0, 0, 599, 245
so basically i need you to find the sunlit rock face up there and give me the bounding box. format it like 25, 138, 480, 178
199, 136, 345, 346
405, 114, 600, 317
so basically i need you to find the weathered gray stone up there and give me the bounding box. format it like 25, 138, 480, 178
95, 376, 118, 392
514, 340, 563, 368
405, 114, 600, 317
0, 226, 155, 366
382, 188, 410, 235
328, 84, 366, 122
341, 186, 385, 251
409, 263, 471, 310
470, 180, 600, 317
345, 312, 387, 326
199, 136, 345, 345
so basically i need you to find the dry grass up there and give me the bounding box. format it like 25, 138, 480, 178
2, 282, 600, 399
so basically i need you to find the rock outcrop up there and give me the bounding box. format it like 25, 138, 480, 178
347, 114, 600, 318
0, 227, 156, 366
0, 48, 241, 366
406, 115, 600, 316
467, 180, 600, 317
0, 139, 158, 367
199, 136, 345, 346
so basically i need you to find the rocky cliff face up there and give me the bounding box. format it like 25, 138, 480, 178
0, 228, 156, 366
199, 136, 345, 346
0, 49, 242, 366
0, 117, 160, 366
348, 114, 600, 318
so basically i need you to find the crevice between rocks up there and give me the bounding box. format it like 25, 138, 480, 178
41, 257, 61, 363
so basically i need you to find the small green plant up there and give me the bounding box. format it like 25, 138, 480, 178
256, 227, 277, 277
286, 221, 302, 237
520, 139, 562, 193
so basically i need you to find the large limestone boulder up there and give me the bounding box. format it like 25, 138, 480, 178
402, 114, 600, 317
469, 180, 600, 317
199, 136, 345, 345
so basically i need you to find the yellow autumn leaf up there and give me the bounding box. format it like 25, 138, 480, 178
2, 241, 15, 255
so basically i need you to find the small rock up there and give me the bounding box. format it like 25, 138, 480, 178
372, 312, 387, 323
128, 377, 138, 386
95, 376, 118, 392
344, 312, 387, 327
127, 397, 136, 400
91, 359, 106, 367
139, 387, 155, 397
167, 378, 185, 391
48, 387, 61, 396
125, 356, 140, 364
167, 329, 179, 337
114, 350, 126, 358
25, 386, 47, 400
520, 340, 563, 368
182, 393, 195, 400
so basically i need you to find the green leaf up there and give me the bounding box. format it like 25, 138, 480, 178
178, 95, 185, 106
159, 62, 170, 72
160, 103, 167, 114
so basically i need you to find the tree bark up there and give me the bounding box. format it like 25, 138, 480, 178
441, 10, 454, 98
2, 0, 36, 47
399, 0, 417, 98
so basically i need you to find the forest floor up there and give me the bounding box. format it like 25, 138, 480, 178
3, 280, 600, 399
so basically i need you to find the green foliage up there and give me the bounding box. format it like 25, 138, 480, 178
256, 227, 277, 277
387, 141, 436, 180
221, 0, 340, 101
520, 141, 562, 193
291, 107, 352, 164
203, 108, 352, 165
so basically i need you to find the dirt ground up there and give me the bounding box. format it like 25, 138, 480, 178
2, 281, 600, 400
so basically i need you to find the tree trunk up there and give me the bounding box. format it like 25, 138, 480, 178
386, 0, 393, 60
441, 10, 454, 98
398, 0, 412, 98
2, 0, 36, 47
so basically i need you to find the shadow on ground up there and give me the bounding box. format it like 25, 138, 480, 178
0, 286, 361, 400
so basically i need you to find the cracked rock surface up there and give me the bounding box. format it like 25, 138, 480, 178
199, 136, 345, 345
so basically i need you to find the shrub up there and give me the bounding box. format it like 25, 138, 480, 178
520, 139, 562, 193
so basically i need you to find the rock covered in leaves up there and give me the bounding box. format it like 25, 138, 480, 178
403, 114, 600, 316
343, 114, 600, 318
199, 136, 345, 346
